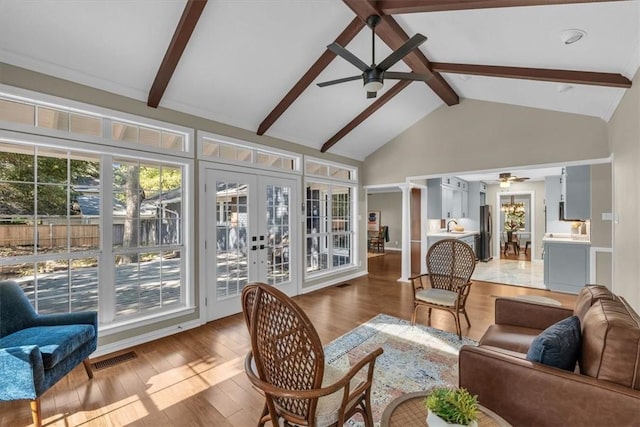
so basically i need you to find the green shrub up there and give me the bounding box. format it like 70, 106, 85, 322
425, 387, 478, 425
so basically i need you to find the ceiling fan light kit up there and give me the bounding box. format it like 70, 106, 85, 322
317, 14, 429, 99
561, 29, 586, 45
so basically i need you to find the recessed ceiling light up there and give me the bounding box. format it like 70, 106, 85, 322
560, 29, 586, 45
557, 83, 574, 93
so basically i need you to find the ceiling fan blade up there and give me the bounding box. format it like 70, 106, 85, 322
377, 34, 427, 71
327, 42, 369, 72
384, 71, 431, 82
367, 91, 377, 99
316, 75, 362, 88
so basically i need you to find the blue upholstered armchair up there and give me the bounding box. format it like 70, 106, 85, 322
0, 280, 97, 427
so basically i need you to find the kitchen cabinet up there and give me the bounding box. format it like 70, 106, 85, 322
562, 165, 591, 220
427, 178, 469, 220
543, 239, 590, 294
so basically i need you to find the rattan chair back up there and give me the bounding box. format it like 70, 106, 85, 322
426, 238, 476, 291
242, 283, 324, 422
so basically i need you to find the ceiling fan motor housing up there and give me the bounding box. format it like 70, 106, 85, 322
363, 69, 383, 91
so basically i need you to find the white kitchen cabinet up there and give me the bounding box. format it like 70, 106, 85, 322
442, 186, 455, 219
562, 165, 591, 220
462, 191, 469, 218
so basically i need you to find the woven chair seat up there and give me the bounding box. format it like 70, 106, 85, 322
415, 288, 458, 307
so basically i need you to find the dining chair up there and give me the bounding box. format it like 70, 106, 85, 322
410, 239, 476, 339
242, 282, 383, 427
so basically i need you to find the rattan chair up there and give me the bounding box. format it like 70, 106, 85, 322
410, 239, 476, 339
242, 283, 383, 427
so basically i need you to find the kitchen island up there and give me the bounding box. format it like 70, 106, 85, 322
427, 230, 479, 255
543, 233, 590, 294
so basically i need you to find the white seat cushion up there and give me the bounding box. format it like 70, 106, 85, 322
415, 288, 458, 307
315, 364, 363, 427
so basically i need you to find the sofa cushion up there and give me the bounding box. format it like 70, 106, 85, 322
580, 298, 640, 390
526, 316, 581, 371
479, 324, 541, 354
573, 285, 615, 322
0, 325, 96, 369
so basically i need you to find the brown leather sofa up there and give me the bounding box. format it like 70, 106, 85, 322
459, 286, 640, 426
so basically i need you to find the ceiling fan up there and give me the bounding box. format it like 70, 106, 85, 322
499, 172, 530, 186
317, 15, 432, 99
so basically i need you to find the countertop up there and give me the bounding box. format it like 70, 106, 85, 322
427, 230, 479, 238
542, 233, 590, 245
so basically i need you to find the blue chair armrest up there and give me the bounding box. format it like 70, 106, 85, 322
0, 345, 45, 400
33, 311, 97, 332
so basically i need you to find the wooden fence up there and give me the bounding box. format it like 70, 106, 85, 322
0, 220, 178, 249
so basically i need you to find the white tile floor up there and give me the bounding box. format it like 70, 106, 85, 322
472, 258, 546, 289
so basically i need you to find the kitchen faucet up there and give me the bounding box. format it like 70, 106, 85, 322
446, 219, 458, 232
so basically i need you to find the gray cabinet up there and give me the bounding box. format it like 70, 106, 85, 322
428, 177, 469, 219
562, 165, 591, 220
543, 241, 590, 294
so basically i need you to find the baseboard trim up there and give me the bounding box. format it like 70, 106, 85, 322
301, 270, 368, 294
93, 318, 203, 358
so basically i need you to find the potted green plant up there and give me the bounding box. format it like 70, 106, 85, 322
425, 387, 479, 427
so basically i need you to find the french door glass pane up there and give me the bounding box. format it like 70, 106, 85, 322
216, 181, 249, 299
266, 184, 290, 285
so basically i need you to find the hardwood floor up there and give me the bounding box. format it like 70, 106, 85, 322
1, 252, 576, 426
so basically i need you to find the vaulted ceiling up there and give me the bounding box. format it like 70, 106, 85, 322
1, 1, 638, 160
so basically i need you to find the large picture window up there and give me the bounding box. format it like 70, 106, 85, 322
0, 138, 189, 324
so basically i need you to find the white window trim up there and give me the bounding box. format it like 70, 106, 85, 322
197, 131, 302, 175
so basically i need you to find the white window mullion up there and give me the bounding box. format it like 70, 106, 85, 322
100, 154, 115, 324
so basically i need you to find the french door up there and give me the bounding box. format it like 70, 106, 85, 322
205, 167, 298, 320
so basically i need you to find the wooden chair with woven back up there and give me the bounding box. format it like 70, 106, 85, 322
241, 282, 383, 427
409, 239, 476, 339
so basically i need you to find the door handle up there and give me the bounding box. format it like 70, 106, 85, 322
251, 245, 257, 251
259, 244, 265, 250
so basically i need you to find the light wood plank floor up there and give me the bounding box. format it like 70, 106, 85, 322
1, 252, 576, 426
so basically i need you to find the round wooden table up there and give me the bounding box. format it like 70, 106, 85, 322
380, 391, 512, 427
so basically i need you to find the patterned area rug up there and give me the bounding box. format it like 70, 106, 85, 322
324, 313, 477, 426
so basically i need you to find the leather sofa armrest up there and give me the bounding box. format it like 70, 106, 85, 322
494, 297, 573, 329
459, 345, 640, 427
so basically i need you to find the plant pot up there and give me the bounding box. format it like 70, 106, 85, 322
427, 409, 478, 427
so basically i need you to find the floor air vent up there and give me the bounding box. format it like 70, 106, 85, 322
91, 351, 137, 370
336, 283, 351, 288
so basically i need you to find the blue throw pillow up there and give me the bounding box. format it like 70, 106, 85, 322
526, 315, 581, 371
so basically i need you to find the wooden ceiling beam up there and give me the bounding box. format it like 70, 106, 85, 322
321, 80, 411, 153
257, 17, 365, 136
430, 62, 632, 87
147, 0, 208, 108
378, 0, 629, 14
342, 0, 459, 106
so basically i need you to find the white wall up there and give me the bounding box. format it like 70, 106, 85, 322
367, 191, 402, 250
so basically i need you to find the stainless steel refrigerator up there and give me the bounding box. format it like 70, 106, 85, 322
479, 205, 492, 261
